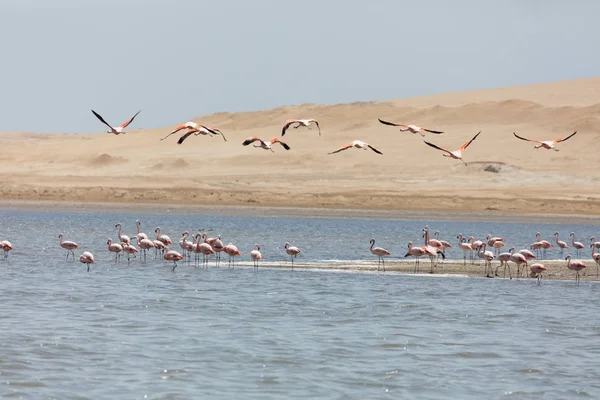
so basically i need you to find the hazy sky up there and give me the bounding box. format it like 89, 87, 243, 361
1, 0, 598, 133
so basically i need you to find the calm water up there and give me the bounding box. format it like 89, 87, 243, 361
1, 209, 600, 399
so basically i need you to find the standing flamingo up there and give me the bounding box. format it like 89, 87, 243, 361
122, 242, 139, 263
107, 238, 123, 263
153, 239, 167, 258
250, 244, 262, 272
518, 249, 536, 261
422, 227, 445, 272
135, 220, 148, 241
164, 248, 184, 271
179, 232, 193, 259
434, 231, 452, 256
224, 243, 241, 269
476, 243, 495, 278
155, 227, 173, 246
404, 241, 427, 273
79, 251, 95, 271
496, 248, 514, 278
591, 237, 600, 250
554, 232, 569, 256
535, 232, 553, 259
1, 240, 13, 260
133, 236, 154, 262
529, 264, 547, 285
592, 245, 600, 278
205, 233, 225, 267
456, 234, 474, 265
58, 233, 79, 261
469, 236, 483, 264
570, 232, 584, 257
284, 242, 301, 270
369, 239, 391, 272
565, 254, 586, 286
509, 248, 528, 278
115, 223, 131, 244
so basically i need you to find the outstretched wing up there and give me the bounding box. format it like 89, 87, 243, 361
328, 143, 353, 155
161, 125, 187, 141
424, 141, 453, 156
281, 120, 297, 136
460, 131, 481, 151
211, 128, 227, 142
555, 131, 577, 143
368, 144, 383, 155
121, 110, 141, 128
91, 110, 115, 131
177, 130, 197, 145
274, 139, 290, 150
513, 132, 540, 143
378, 118, 406, 127
423, 128, 444, 134
242, 136, 263, 146
311, 120, 321, 136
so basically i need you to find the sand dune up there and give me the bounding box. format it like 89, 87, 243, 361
1, 77, 599, 216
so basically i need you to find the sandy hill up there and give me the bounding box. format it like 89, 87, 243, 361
1, 77, 599, 216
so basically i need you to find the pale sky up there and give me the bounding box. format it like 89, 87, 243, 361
1, 0, 598, 133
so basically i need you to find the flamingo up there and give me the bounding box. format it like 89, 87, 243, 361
205, 234, 225, 267
115, 223, 131, 244
153, 239, 167, 258
281, 119, 321, 136
554, 232, 569, 255
423, 131, 481, 166
135, 220, 148, 241
79, 251, 95, 271
106, 238, 123, 262
1, 240, 13, 260
518, 249, 536, 260
509, 248, 528, 278
570, 232, 584, 257
223, 243, 241, 269
160, 121, 225, 142
513, 131, 577, 150
155, 227, 173, 246
469, 236, 483, 264
242, 136, 290, 152
133, 236, 154, 262
486, 234, 504, 247
456, 234, 474, 265
565, 254, 586, 286
492, 240, 506, 256
250, 244, 262, 272
496, 248, 514, 279
529, 263, 547, 285
284, 242, 301, 270
369, 238, 391, 272
164, 248, 184, 271
422, 227, 445, 273
592, 245, 600, 277
122, 242, 139, 263
404, 241, 427, 273
58, 233, 79, 261
378, 118, 443, 136
591, 237, 600, 250
195, 233, 215, 269
179, 232, 193, 259
92, 109, 140, 135
535, 232, 553, 259
476, 243, 495, 278
328, 140, 383, 155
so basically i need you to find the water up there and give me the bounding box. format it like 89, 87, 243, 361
1, 209, 600, 399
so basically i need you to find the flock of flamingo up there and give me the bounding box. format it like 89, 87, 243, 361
89, 109, 579, 163
2, 222, 599, 286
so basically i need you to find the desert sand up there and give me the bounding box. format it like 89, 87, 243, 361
1, 77, 600, 217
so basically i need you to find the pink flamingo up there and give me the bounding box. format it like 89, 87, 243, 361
79, 251, 95, 272
115, 223, 131, 244
422, 227, 445, 273
92, 109, 140, 135
518, 249, 536, 260
250, 244, 262, 272
153, 239, 167, 258
529, 264, 547, 285
434, 231, 452, 256
179, 232, 193, 259
224, 243, 241, 269
160, 122, 225, 142
378, 118, 444, 136
535, 232, 553, 259
328, 140, 383, 155
58, 233, 79, 262
404, 241, 427, 273
592, 245, 600, 278
554, 232, 569, 256
122, 242, 139, 263
570, 232, 584, 257
155, 227, 173, 246
496, 248, 513, 278
164, 248, 184, 271
423, 131, 481, 166
456, 234, 474, 265
205, 233, 225, 267
486, 234, 504, 247
195, 233, 215, 269
281, 119, 321, 136
591, 237, 600, 250
284, 242, 301, 270
513, 131, 577, 150
469, 236, 483, 264
1, 240, 13, 260
492, 240, 506, 256
135, 220, 148, 241
476, 243, 495, 278
565, 254, 586, 286
509, 248, 528, 278
242, 136, 290, 152
107, 238, 123, 263
369, 239, 391, 272
133, 236, 154, 262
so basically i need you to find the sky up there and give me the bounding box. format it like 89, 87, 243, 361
0, 0, 599, 133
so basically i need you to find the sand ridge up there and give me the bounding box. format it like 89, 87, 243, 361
0, 77, 599, 216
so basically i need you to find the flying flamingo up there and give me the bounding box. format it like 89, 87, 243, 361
404, 241, 427, 273
224, 243, 241, 269
328, 140, 383, 155
529, 263, 547, 285
284, 242, 301, 270
135, 220, 148, 241
242, 137, 290, 152
164, 248, 184, 271
115, 223, 131, 244
592, 245, 600, 277
423, 131, 481, 166
565, 254, 586, 286
1, 240, 13, 260
513, 131, 577, 150
554, 232, 569, 255
378, 119, 444, 136
250, 244, 262, 272
369, 239, 391, 272
476, 243, 495, 278
570, 232, 584, 257
91, 109, 140, 135
79, 251, 95, 272
456, 234, 474, 265
58, 233, 79, 262
107, 238, 123, 263
281, 119, 321, 136
155, 227, 173, 246
160, 122, 225, 142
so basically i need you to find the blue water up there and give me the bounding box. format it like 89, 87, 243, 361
1, 209, 600, 399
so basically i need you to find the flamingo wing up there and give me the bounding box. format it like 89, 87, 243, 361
120, 110, 141, 128
242, 136, 264, 146
554, 131, 577, 143
311, 120, 321, 135
91, 110, 115, 131
460, 131, 481, 151
367, 144, 383, 155
211, 128, 227, 141
272, 138, 290, 150
423, 141, 453, 156
378, 118, 406, 127
422, 127, 444, 134
281, 120, 298, 136
513, 132, 540, 143
328, 143, 353, 154
161, 125, 188, 141
177, 129, 197, 145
